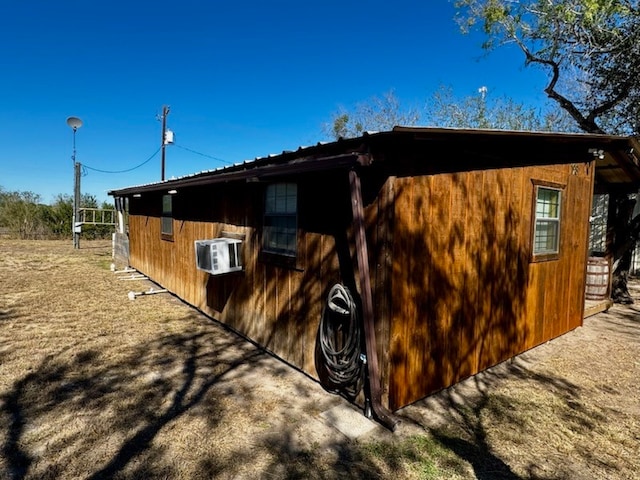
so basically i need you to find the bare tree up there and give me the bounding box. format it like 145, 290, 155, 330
323, 90, 421, 140
425, 85, 577, 131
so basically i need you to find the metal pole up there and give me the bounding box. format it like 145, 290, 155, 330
66, 116, 83, 249
71, 127, 79, 249
71, 129, 75, 247
73, 161, 81, 249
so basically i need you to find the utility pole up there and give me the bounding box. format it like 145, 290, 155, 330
160, 105, 170, 181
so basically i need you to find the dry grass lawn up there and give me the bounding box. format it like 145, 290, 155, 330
0, 239, 638, 479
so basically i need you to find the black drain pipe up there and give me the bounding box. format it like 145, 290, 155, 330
349, 169, 400, 432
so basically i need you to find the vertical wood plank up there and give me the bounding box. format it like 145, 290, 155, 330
373, 178, 395, 407
461, 170, 483, 379
389, 176, 416, 409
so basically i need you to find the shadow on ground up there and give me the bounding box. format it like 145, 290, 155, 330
395, 291, 640, 480
0, 313, 387, 479
3, 302, 639, 479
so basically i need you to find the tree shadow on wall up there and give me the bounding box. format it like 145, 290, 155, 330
388, 170, 532, 409
383, 170, 541, 478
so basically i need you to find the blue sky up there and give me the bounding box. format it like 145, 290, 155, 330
0, 1, 550, 205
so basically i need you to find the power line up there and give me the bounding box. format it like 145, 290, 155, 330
80, 142, 231, 177
174, 143, 231, 164
82, 147, 162, 174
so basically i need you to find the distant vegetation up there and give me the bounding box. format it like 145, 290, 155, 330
322, 87, 577, 141
0, 187, 114, 240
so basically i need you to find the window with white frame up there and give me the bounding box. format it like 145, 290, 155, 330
533, 186, 561, 256
161, 194, 173, 238
263, 182, 297, 256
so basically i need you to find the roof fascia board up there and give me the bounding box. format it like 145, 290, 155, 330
392, 125, 628, 143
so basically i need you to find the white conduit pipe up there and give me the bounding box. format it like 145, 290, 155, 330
111, 264, 137, 274
119, 274, 148, 281
128, 288, 168, 301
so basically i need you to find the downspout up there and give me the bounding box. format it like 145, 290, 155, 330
349, 169, 401, 432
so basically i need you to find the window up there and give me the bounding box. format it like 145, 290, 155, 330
161, 194, 173, 239
533, 186, 561, 257
589, 193, 609, 255
263, 183, 297, 256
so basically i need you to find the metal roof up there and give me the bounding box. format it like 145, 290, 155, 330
108, 127, 640, 196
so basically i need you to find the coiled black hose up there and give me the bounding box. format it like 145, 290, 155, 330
318, 284, 363, 398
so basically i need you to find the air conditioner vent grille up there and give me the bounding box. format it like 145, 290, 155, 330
194, 238, 243, 275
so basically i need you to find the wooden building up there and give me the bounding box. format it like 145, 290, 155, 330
109, 127, 640, 429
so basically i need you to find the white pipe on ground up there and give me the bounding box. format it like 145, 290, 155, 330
127, 288, 168, 301
119, 274, 148, 281
111, 264, 137, 274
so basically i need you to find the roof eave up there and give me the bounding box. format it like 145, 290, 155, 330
109, 152, 367, 197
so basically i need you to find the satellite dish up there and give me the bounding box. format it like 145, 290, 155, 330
66, 116, 83, 130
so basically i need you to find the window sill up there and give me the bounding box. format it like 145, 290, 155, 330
259, 250, 302, 271
530, 253, 559, 263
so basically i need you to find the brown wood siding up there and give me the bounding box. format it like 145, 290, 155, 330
371, 177, 394, 408
388, 162, 593, 410
125, 150, 595, 413
127, 177, 348, 382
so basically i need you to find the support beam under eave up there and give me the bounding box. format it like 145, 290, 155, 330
349, 169, 400, 432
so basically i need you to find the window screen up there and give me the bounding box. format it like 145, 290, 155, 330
161, 194, 173, 237
263, 183, 297, 256
589, 193, 608, 254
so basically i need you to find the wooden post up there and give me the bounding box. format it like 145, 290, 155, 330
160, 105, 170, 181
349, 169, 400, 431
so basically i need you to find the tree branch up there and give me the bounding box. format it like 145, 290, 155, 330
512, 35, 604, 134
586, 78, 634, 125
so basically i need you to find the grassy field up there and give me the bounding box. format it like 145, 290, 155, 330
1, 239, 638, 479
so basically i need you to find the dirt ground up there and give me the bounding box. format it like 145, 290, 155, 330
0, 239, 638, 479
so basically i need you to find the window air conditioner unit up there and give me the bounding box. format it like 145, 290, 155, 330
195, 238, 243, 275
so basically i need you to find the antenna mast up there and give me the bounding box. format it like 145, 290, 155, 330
66, 116, 83, 249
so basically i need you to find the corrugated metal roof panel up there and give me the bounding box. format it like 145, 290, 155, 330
108, 127, 640, 196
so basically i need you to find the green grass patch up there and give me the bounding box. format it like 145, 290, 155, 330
360, 434, 469, 480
